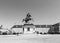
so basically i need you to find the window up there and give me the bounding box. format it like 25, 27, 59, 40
27, 27, 30, 31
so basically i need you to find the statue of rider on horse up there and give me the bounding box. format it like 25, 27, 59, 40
22, 13, 33, 24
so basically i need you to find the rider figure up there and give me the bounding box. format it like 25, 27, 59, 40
22, 12, 32, 24
26, 13, 31, 18
26, 13, 31, 20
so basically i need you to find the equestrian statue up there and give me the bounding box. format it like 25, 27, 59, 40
22, 13, 33, 24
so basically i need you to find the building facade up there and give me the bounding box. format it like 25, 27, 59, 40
11, 24, 51, 34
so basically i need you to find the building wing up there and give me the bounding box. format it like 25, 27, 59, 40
11, 25, 23, 28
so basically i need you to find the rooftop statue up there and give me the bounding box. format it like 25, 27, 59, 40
22, 13, 33, 24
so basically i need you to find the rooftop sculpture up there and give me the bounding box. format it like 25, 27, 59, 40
22, 13, 33, 24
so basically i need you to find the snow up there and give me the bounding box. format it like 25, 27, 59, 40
0, 34, 60, 43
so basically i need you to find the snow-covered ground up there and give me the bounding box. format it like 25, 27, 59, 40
0, 34, 60, 43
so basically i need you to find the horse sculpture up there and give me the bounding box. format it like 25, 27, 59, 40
22, 13, 33, 23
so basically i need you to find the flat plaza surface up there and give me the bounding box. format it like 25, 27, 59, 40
0, 34, 60, 43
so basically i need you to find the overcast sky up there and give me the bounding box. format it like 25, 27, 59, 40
0, 0, 60, 28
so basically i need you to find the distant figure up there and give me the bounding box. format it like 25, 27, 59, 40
22, 13, 33, 23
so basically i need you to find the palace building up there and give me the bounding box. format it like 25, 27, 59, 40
11, 13, 60, 34
11, 13, 51, 34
